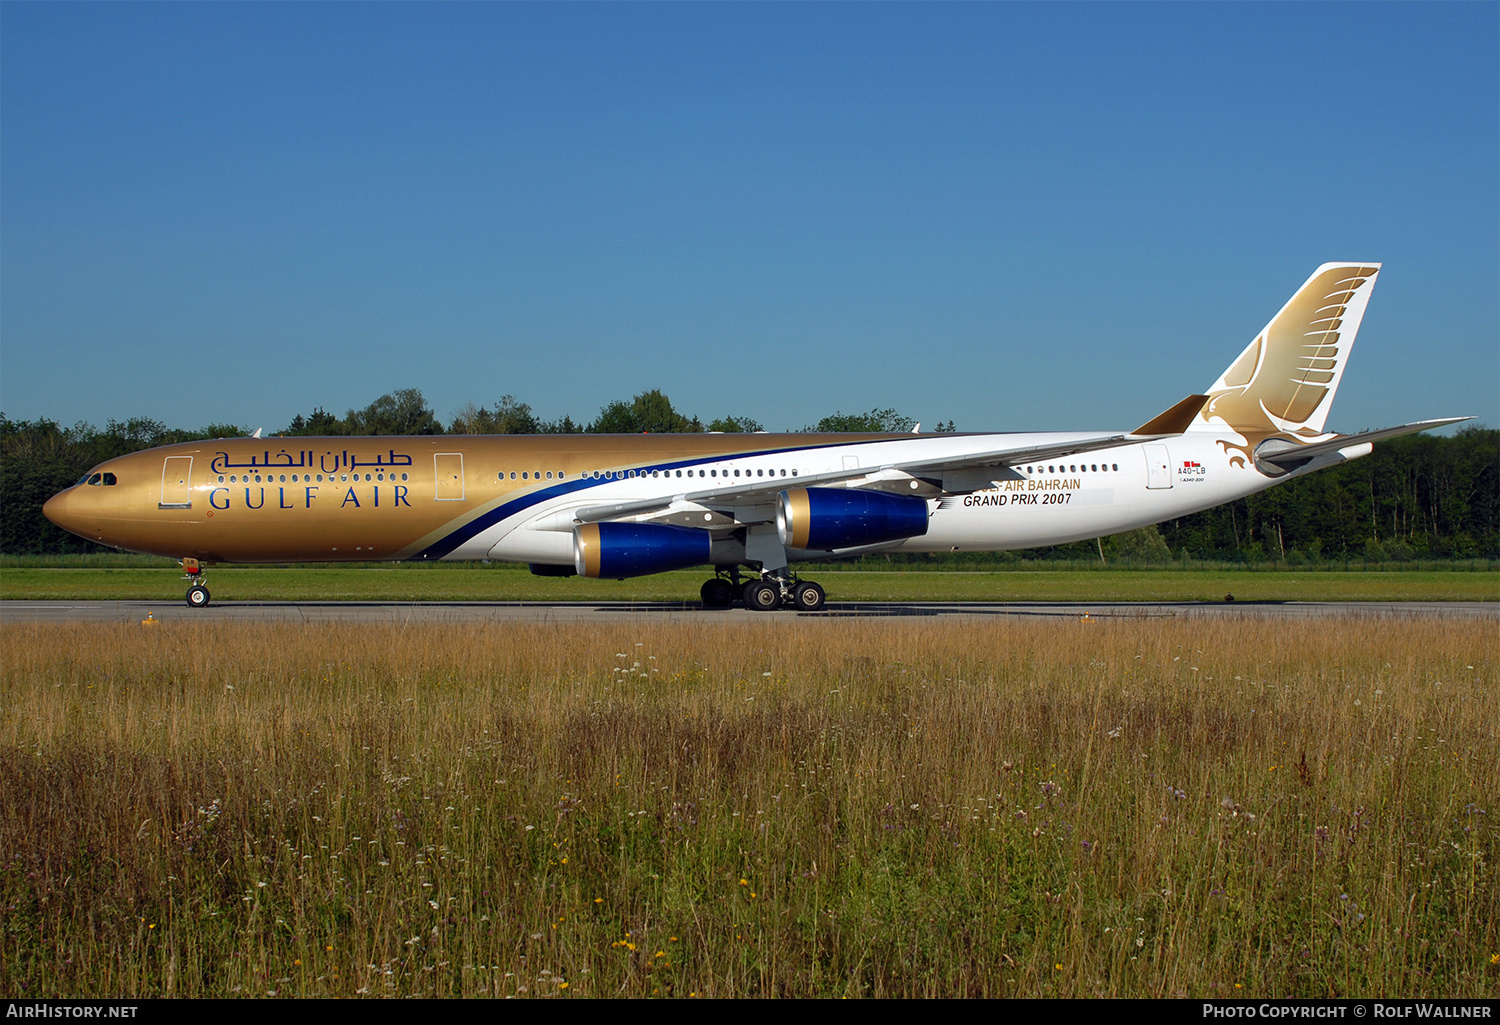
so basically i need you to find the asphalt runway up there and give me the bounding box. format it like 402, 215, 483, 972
2, 599, 1495, 625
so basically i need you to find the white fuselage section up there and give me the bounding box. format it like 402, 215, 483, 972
475, 428, 1328, 566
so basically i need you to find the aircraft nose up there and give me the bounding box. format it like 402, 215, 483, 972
43, 488, 77, 532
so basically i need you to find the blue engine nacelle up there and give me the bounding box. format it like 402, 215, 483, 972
573, 522, 713, 579
776, 487, 929, 550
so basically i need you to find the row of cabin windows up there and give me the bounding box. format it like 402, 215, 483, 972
91, 463, 1121, 489
499, 467, 801, 481
82, 462, 1121, 490
217, 472, 410, 484
1026, 463, 1119, 474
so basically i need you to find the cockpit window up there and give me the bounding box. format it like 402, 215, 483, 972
75, 467, 119, 486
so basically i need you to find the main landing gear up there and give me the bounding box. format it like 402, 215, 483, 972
743, 578, 781, 611
699, 569, 827, 612
182, 558, 210, 608
700, 577, 736, 608
791, 580, 826, 612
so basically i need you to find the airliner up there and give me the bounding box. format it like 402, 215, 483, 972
43, 264, 1466, 611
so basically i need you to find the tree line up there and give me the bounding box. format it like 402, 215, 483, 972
275, 387, 951, 438
1154, 426, 1499, 561
2, 389, 1493, 559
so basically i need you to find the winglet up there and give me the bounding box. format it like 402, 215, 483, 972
1132, 395, 1208, 437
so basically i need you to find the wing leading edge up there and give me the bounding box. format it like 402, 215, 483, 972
566, 399, 1214, 527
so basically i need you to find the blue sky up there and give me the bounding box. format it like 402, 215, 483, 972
3, 3, 1495, 434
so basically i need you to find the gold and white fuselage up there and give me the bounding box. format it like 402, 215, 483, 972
33, 427, 1366, 566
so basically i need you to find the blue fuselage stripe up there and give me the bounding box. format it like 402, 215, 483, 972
409, 440, 865, 560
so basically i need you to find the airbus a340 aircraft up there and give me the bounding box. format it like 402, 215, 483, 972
45, 264, 1466, 611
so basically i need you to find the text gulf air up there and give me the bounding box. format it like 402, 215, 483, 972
207, 485, 412, 510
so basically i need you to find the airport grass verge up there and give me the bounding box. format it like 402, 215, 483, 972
1, 617, 1496, 997
1, 564, 1497, 603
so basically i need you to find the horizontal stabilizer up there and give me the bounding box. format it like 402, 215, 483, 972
1256, 417, 1473, 470
1132, 395, 1208, 437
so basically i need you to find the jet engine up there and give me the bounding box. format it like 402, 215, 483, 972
573, 522, 713, 579
776, 487, 929, 551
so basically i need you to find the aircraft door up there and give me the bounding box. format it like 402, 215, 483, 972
1143, 444, 1172, 489
159, 456, 193, 509
435, 453, 465, 501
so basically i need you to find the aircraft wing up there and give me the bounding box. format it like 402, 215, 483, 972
568, 428, 1175, 526
901, 393, 1209, 479
898, 433, 1136, 478
570, 458, 923, 525
558, 397, 1217, 527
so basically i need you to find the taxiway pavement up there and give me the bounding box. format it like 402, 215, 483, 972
2, 599, 1494, 625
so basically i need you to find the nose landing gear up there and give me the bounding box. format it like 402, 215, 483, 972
182, 558, 210, 608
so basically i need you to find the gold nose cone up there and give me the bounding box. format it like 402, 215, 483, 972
43, 487, 91, 539
42, 488, 73, 529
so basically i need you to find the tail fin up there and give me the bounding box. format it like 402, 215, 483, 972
1198, 263, 1381, 437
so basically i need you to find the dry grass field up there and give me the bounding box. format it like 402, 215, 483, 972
1, 617, 1495, 998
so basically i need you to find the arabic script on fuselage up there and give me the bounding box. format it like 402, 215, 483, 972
209, 449, 415, 475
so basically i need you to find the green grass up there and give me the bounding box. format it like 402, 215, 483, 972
2, 617, 1495, 997
1, 565, 1496, 602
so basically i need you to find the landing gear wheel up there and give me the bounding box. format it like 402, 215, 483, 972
793, 581, 826, 612
744, 579, 782, 611
700, 578, 735, 608
186, 583, 210, 608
